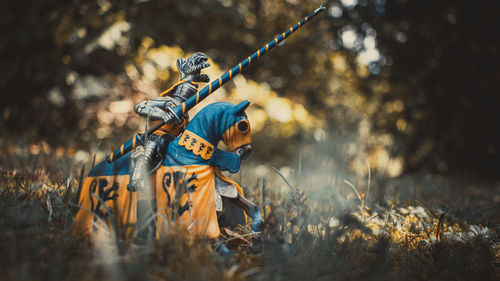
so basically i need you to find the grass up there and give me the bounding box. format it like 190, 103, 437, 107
0, 149, 498, 281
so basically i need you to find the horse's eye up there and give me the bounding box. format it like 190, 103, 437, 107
237, 120, 249, 132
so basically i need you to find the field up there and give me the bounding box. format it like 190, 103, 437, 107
0, 148, 498, 281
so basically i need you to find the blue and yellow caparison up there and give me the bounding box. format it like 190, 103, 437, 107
73, 101, 252, 238
73, 5, 326, 238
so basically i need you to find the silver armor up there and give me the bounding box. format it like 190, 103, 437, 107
128, 52, 210, 195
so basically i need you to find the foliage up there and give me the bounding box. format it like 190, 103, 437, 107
1, 0, 498, 179
0, 152, 498, 281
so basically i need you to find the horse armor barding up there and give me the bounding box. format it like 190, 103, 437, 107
72, 101, 263, 241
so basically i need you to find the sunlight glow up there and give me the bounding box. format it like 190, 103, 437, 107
340, 29, 359, 50
340, 0, 358, 9
84, 21, 130, 54
358, 48, 380, 65
328, 5, 343, 18
358, 35, 381, 65
266, 98, 293, 123
109, 100, 133, 114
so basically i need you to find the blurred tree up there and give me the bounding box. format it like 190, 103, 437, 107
362, 0, 500, 179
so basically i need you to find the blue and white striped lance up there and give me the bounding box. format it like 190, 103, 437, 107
107, 4, 326, 163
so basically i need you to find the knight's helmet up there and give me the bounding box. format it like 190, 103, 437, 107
176, 52, 210, 82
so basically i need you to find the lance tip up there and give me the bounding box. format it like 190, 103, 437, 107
315, 4, 327, 13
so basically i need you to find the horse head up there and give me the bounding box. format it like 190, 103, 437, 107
165, 100, 253, 173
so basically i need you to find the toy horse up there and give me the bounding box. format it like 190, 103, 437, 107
72, 100, 263, 242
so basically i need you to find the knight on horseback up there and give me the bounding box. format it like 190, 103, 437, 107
128, 52, 211, 193
73, 5, 325, 252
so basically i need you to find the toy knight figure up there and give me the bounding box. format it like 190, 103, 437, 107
72, 5, 324, 253
128, 52, 211, 193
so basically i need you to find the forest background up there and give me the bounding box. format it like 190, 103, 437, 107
1, 0, 498, 183
1, 0, 499, 280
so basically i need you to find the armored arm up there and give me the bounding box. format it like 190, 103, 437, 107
134, 81, 198, 124
134, 97, 177, 122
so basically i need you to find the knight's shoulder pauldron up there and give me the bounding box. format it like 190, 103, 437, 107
172, 82, 198, 101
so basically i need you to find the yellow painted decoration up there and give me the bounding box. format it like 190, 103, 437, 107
178, 130, 215, 160
72, 175, 137, 237
73, 165, 249, 240
223, 119, 252, 151
155, 165, 246, 239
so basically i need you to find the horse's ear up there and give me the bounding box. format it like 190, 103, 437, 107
232, 100, 250, 115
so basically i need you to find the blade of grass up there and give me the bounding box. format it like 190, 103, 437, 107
74, 165, 85, 206
91, 193, 119, 242
272, 166, 299, 208
343, 179, 362, 202
261, 176, 266, 219
364, 159, 371, 208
